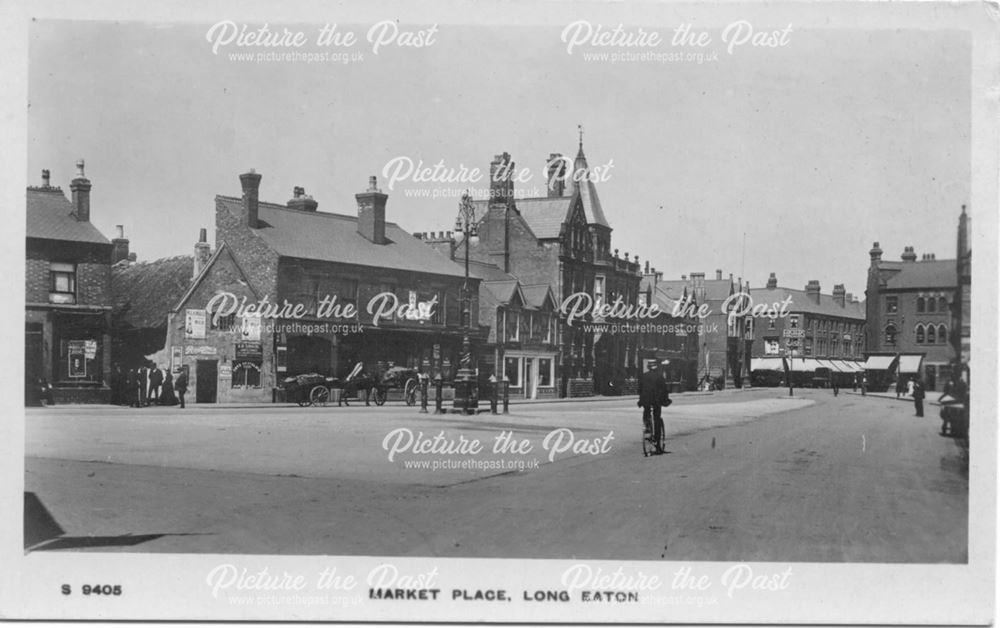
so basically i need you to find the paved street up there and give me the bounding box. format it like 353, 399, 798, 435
24, 389, 967, 562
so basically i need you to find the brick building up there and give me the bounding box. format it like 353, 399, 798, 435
865, 206, 970, 391
25, 162, 114, 404
164, 172, 476, 404
636, 263, 701, 391
656, 271, 753, 389
417, 140, 642, 397
748, 274, 866, 386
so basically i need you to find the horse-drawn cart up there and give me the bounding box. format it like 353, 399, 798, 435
277, 365, 420, 407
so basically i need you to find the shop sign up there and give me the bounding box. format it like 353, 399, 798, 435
185, 345, 218, 356
235, 341, 263, 360
219, 364, 232, 379
68, 340, 87, 378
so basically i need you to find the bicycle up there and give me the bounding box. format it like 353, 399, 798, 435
641, 415, 665, 457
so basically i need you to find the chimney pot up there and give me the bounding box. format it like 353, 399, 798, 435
75, 159, 85, 178
546, 153, 566, 198
115, 225, 124, 239
41, 169, 50, 187
644, 260, 650, 273
716, 269, 723, 280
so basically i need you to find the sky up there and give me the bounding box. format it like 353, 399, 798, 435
27, 16, 971, 299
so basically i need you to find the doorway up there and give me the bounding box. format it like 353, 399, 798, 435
196, 359, 218, 403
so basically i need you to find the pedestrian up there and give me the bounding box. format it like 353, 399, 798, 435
174, 367, 189, 409
913, 379, 925, 417
861, 374, 867, 396
161, 369, 177, 406
906, 377, 915, 397
852, 373, 858, 392
895, 377, 904, 399
149, 364, 164, 405
832, 378, 839, 396
138, 364, 149, 407
638, 360, 670, 455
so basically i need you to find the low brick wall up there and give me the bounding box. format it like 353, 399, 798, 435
53, 386, 111, 404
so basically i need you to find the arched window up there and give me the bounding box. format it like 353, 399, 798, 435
885, 323, 898, 345
916, 297, 925, 313
938, 324, 948, 344
926, 325, 935, 344
927, 298, 936, 313
915, 324, 925, 344
939, 296, 949, 312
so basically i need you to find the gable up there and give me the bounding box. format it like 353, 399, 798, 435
175, 244, 260, 313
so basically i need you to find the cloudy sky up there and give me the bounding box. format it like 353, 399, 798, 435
28, 11, 971, 298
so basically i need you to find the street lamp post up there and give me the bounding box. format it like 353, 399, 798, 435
453, 191, 480, 414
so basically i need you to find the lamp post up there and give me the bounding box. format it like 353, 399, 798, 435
453, 191, 480, 414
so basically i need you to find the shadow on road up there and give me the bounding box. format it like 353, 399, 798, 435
25, 491, 211, 552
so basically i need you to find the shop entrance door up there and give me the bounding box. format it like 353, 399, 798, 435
196, 359, 218, 403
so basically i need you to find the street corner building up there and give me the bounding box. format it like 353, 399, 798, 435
25, 163, 114, 404
158, 171, 478, 404
748, 274, 867, 389
863, 206, 972, 392
416, 140, 645, 398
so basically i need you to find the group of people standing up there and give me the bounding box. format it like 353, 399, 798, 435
111, 363, 188, 408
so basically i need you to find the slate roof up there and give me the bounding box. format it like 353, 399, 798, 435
570, 146, 610, 228
481, 280, 522, 305
515, 198, 570, 239
521, 284, 555, 310
217, 196, 467, 278
750, 286, 866, 320
657, 279, 735, 304
112, 255, 194, 329
467, 259, 517, 282
883, 260, 957, 290
26, 187, 110, 245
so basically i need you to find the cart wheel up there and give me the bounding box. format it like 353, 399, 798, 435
373, 387, 387, 406
310, 385, 330, 407
404, 378, 418, 406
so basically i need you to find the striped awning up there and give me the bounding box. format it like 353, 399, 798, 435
864, 355, 898, 370
786, 358, 823, 372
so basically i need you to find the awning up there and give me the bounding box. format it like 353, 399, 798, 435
833, 360, 862, 373
751, 357, 785, 371
864, 355, 898, 370
786, 358, 823, 372
897, 355, 924, 374
815, 359, 839, 371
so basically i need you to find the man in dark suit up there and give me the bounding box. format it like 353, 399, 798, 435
174, 367, 189, 409
149, 365, 164, 405
912, 379, 925, 417
638, 360, 670, 454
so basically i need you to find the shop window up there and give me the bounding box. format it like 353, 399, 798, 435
49, 262, 76, 304
886, 296, 898, 313
232, 360, 261, 388
538, 358, 552, 387
504, 356, 520, 387
915, 324, 925, 344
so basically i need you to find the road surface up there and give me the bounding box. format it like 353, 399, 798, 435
24, 388, 967, 562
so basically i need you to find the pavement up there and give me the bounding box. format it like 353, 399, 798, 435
24, 388, 967, 561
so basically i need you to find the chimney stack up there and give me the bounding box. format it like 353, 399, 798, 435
869, 241, 883, 264
287, 186, 319, 212
356, 175, 388, 244
766, 272, 777, 289
240, 169, 262, 229
489, 152, 514, 205
70, 159, 91, 222
111, 225, 130, 264
41, 169, 51, 188
805, 280, 821, 304
716, 269, 723, 281
833, 283, 846, 307
901, 246, 917, 262
193, 228, 212, 278
546, 153, 566, 198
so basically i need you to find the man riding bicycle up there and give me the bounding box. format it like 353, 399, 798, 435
638, 359, 671, 455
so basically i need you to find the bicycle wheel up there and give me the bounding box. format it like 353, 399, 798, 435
404, 379, 418, 406
642, 430, 654, 457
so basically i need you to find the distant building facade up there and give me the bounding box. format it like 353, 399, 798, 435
25, 163, 114, 404
417, 140, 642, 397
